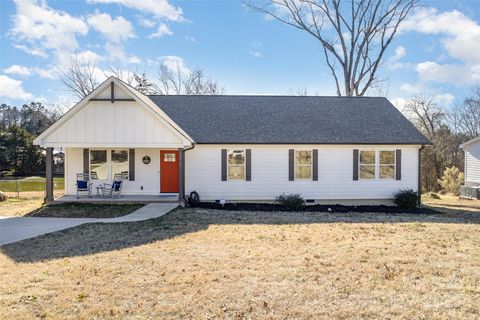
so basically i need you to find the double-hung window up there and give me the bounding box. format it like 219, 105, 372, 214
90, 149, 129, 180
359, 150, 396, 180
295, 150, 312, 180
228, 150, 245, 180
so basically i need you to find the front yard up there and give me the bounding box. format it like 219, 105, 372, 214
1, 206, 479, 319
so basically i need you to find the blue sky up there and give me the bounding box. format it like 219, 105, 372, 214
1, 0, 480, 110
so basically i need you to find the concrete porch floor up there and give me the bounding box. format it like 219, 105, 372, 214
54, 194, 179, 204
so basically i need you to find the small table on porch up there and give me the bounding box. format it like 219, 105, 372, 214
95, 186, 104, 197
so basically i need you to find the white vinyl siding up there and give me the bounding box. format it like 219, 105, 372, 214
185, 144, 420, 201
465, 142, 480, 184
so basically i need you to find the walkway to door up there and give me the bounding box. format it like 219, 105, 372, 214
0, 203, 177, 246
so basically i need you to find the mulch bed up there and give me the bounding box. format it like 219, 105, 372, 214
189, 202, 439, 214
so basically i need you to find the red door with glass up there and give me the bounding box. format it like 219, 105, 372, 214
160, 150, 179, 193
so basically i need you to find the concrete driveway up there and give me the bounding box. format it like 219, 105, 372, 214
0, 203, 177, 246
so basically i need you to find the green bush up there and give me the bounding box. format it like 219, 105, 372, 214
438, 166, 464, 196
393, 189, 418, 210
276, 193, 305, 210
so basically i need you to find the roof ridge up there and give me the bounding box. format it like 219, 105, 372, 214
148, 94, 386, 98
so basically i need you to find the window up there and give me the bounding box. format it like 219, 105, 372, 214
90, 150, 108, 180
379, 151, 395, 179
228, 150, 245, 180
111, 149, 129, 180
295, 150, 312, 179
164, 153, 176, 162
359, 150, 396, 180
359, 151, 375, 180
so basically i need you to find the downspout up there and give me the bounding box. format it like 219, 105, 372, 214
181, 142, 196, 202
418, 145, 425, 206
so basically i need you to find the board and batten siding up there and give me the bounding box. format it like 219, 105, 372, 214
185, 144, 420, 201
65, 148, 162, 195
41, 84, 185, 148
465, 142, 480, 185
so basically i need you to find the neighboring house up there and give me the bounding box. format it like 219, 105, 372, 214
34, 77, 430, 204
460, 137, 480, 199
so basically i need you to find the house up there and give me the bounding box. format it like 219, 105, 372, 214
459, 137, 480, 199
34, 76, 430, 204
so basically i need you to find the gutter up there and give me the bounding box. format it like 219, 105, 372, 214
418, 145, 425, 206
181, 142, 196, 202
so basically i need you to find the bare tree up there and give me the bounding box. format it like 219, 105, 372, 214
61, 55, 100, 100
156, 63, 224, 95
403, 96, 464, 192
246, 0, 418, 96
450, 86, 480, 139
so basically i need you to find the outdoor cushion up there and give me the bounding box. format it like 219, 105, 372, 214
112, 181, 122, 191
77, 180, 88, 189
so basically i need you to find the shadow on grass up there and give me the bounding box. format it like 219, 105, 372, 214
1, 207, 479, 263
23, 203, 144, 218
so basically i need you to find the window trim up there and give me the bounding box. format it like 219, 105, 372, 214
358, 149, 396, 181
227, 149, 246, 181
294, 149, 313, 180
89, 148, 130, 181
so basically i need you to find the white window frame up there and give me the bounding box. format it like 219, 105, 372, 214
358, 149, 396, 181
294, 149, 313, 180
89, 148, 129, 181
227, 149, 246, 181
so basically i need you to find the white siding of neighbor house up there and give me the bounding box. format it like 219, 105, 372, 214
185, 144, 420, 201
40, 83, 186, 148
65, 147, 170, 195
465, 142, 480, 184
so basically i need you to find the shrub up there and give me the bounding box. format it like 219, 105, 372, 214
438, 166, 464, 196
393, 189, 418, 210
276, 193, 305, 210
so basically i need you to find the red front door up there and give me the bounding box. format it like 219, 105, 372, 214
160, 150, 179, 193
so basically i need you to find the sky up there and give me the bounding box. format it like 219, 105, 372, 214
0, 0, 480, 110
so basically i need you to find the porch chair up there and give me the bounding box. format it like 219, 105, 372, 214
76, 173, 92, 199
102, 173, 124, 198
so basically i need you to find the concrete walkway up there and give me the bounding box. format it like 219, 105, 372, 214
0, 203, 177, 246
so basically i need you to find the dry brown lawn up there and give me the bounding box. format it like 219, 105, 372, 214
423, 194, 480, 214
1, 207, 479, 319
0, 191, 64, 217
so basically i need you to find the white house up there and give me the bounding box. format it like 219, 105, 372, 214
34, 77, 430, 204
460, 137, 480, 199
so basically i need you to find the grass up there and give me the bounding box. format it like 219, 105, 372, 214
1, 208, 479, 319
0, 191, 64, 217
0, 176, 64, 193
422, 194, 480, 213
25, 203, 143, 218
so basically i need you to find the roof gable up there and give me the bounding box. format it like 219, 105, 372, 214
148, 95, 431, 145
34, 77, 194, 147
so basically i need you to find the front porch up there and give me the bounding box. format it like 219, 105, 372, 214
54, 194, 179, 204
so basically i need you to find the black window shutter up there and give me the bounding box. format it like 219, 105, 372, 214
221, 149, 227, 181
312, 149, 318, 181
246, 149, 251, 181
129, 149, 135, 181
353, 149, 359, 181
289, 149, 294, 181
396, 149, 402, 180
83, 149, 89, 174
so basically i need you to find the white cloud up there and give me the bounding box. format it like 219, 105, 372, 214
148, 23, 173, 38
10, 0, 88, 57
433, 93, 455, 107
0, 75, 33, 100
137, 15, 156, 28
402, 7, 480, 86
386, 46, 410, 71
160, 56, 191, 74
249, 42, 263, 59
87, 12, 135, 43
416, 61, 480, 86
390, 97, 407, 110
4, 65, 32, 76
87, 0, 184, 22
12, 44, 47, 58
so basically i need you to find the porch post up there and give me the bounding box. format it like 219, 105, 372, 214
45, 147, 54, 203
178, 148, 184, 204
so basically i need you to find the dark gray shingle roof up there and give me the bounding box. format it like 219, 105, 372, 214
148, 95, 430, 145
